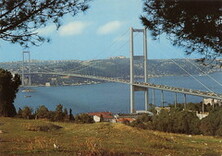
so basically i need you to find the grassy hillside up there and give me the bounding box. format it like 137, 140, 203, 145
0, 117, 222, 156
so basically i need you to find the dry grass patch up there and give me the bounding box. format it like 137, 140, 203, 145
1, 117, 222, 156
24, 122, 62, 132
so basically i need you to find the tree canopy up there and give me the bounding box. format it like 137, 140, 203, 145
0, 0, 91, 47
141, 0, 221, 64
0, 69, 21, 117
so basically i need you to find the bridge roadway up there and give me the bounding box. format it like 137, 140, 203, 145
31, 72, 222, 100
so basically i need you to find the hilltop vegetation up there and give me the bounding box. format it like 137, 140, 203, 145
0, 58, 221, 86
130, 106, 222, 137
0, 117, 222, 156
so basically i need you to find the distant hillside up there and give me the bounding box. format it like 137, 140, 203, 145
0, 58, 221, 86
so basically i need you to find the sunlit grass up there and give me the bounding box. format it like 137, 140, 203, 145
0, 117, 222, 155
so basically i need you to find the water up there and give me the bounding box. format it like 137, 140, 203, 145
14, 72, 222, 114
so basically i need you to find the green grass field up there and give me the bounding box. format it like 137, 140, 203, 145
0, 117, 222, 156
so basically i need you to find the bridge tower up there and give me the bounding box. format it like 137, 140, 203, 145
22, 51, 31, 86
130, 27, 148, 113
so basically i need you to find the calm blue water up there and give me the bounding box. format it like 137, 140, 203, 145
14, 72, 222, 114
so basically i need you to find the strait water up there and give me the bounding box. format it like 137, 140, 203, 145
14, 72, 222, 114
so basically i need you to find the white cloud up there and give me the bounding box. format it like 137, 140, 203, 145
97, 21, 123, 35
35, 25, 56, 35
59, 21, 89, 36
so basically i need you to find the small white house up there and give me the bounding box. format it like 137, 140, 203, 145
88, 112, 114, 123
93, 115, 102, 123
45, 82, 51, 87
196, 112, 209, 120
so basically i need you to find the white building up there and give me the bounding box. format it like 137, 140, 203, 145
203, 98, 222, 106
45, 82, 51, 87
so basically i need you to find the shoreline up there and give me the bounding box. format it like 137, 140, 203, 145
20, 71, 222, 88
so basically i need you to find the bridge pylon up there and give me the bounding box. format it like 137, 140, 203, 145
130, 27, 148, 113
22, 51, 31, 87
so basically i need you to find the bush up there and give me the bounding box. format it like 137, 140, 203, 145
130, 120, 147, 129
152, 110, 175, 132
131, 109, 201, 135
215, 126, 222, 136
129, 113, 153, 129
21, 106, 33, 119
200, 108, 222, 136
35, 105, 49, 119
25, 123, 62, 132
75, 114, 94, 123
173, 110, 200, 134
16, 108, 23, 118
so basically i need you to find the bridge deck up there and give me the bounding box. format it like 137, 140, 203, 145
30, 72, 222, 100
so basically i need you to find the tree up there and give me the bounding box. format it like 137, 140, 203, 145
69, 108, 75, 121
64, 108, 68, 116
54, 104, 64, 121
21, 106, 32, 119
35, 105, 49, 119
63, 108, 69, 122
141, 0, 221, 65
0, 0, 91, 47
17, 107, 23, 118
0, 69, 21, 117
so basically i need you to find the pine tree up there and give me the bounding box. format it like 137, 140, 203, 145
0, 69, 21, 117
54, 104, 64, 121
69, 108, 75, 121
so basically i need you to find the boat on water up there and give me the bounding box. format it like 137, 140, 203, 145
21, 89, 34, 92
24, 95, 31, 98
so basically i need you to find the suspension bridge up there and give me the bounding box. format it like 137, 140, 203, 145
21, 28, 222, 113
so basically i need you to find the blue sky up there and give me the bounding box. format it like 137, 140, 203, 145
0, 0, 199, 62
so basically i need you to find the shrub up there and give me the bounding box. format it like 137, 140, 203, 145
54, 104, 65, 121
200, 108, 222, 136
16, 108, 23, 118
48, 111, 56, 121
75, 114, 94, 123
35, 105, 49, 119
131, 109, 201, 135
25, 123, 62, 132
130, 119, 147, 129
129, 113, 153, 129
21, 106, 33, 119
173, 110, 200, 134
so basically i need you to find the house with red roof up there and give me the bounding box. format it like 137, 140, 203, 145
87, 112, 114, 122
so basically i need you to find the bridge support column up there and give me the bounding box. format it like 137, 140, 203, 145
152, 89, 156, 106
212, 99, 215, 110
175, 93, 177, 108
22, 51, 31, 87
130, 85, 135, 113
202, 98, 205, 113
144, 90, 149, 111
129, 27, 148, 113
161, 90, 164, 107
184, 94, 187, 109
